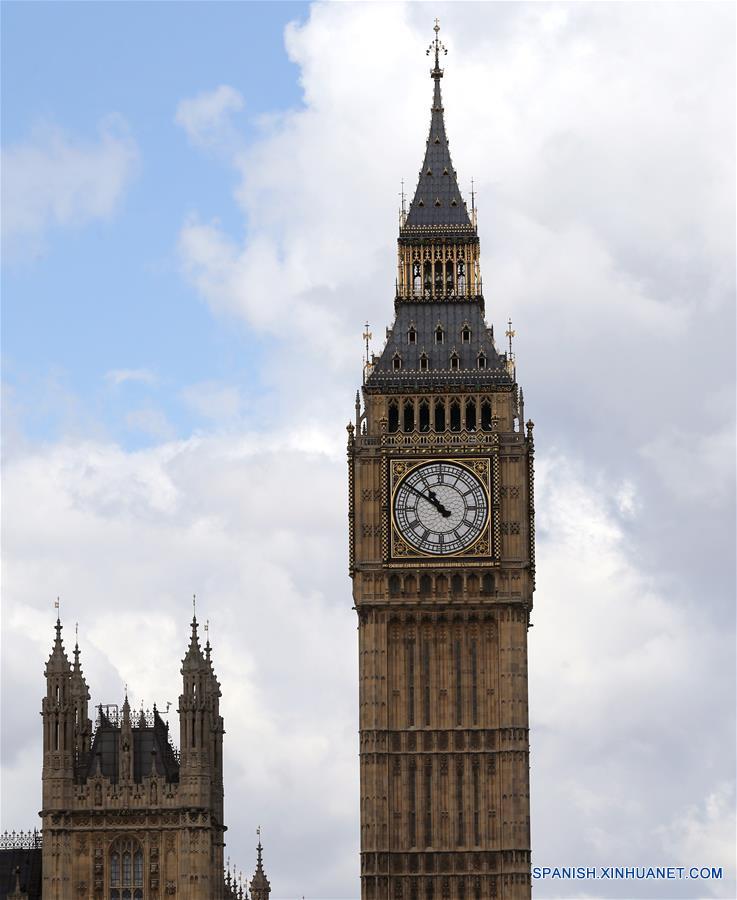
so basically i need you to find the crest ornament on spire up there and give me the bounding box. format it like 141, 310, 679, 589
427, 18, 447, 78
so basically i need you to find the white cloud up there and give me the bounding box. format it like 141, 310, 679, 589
180, 380, 242, 421
657, 783, 737, 899
177, 2, 734, 448
125, 407, 174, 441
175, 84, 244, 151
3, 2, 735, 895
106, 368, 158, 387
3, 435, 734, 895
1, 115, 139, 257
1, 430, 356, 894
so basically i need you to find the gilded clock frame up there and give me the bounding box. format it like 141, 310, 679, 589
387, 456, 497, 563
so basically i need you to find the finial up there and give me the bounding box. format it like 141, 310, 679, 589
54, 596, 60, 627
506, 317, 516, 357
362, 322, 372, 385
427, 18, 447, 79
192, 593, 197, 621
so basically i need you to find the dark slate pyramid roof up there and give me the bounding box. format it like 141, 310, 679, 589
365, 301, 512, 393
404, 69, 472, 230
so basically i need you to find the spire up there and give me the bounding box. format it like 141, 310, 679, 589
404, 20, 472, 231
46, 611, 71, 675
182, 604, 206, 671
249, 827, 271, 900
72, 622, 81, 672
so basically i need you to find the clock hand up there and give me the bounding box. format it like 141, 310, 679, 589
426, 488, 451, 517
407, 483, 452, 518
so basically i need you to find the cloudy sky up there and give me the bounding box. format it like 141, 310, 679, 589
1, 2, 735, 898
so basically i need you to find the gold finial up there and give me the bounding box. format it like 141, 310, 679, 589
54, 597, 60, 610
506, 317, 516, 357
427, 18, 447, 77
362, 321, 373, 384
192, 593, 196, 618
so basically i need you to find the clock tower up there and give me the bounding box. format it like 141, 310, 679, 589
348, 24, 534, 900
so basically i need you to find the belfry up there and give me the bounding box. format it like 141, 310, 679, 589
348, 22, 535, 900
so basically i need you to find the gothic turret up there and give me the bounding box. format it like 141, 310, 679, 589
178, 610, 226, 895
41, 616, 74, 810
69, 630, 91, 763
248, 833, 271, 900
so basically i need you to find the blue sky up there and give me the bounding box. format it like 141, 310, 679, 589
3, 1, 307, 446
2, 3, 735, 897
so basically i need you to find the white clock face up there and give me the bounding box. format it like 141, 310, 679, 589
393, 461, 489, 555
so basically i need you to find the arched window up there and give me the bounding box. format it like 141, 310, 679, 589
465, 399, 477, 431
477, 353, 487, 369
389, 574, 401, 598
413, 262, 422, 296
419, 574, 432, 598
419, 353, 429, 372
450, 400, 461, 432
480, 399, 492, 431
461, 326, 471, 343
445, 261, 454, 294
419, 400, 430, 432
388, 400, 399, 434
457, 260, 466, 295
434, 399, 446, 432
450, 352, 460, 371
435, 326, 444, 344
423, 261, 432, 294
407, 326, 417, 344
403, 400, 415, 433
393, 353, 402, 371
481, 573, 494, 596
451, 574, 463, 596
110, 838, 144, 899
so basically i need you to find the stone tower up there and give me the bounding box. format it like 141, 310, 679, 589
348, 24, 535, 900
40, 614, 227, 900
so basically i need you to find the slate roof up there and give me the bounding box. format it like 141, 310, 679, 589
403, 65, 473, 232
366, 301, 512, 392
76, 707, 179, 784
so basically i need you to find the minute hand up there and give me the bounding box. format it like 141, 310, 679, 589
407, 483, 451, 518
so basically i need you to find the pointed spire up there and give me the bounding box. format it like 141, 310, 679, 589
182, 598, 206, 670
46, 610, 71, 675
404, 21, 471, 231
72, 622, 81, 672
249, 826, 271, 900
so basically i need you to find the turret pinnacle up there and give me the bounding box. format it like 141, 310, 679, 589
404, 20, 472, 232
249, 829, 271, 900
45, 614, 71, 675
182, 613, 206, 670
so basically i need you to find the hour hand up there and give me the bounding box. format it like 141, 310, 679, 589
425, 488, 451, 518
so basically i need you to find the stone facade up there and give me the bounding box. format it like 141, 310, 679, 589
348, 24, 535, 900
39, 616, 235, 900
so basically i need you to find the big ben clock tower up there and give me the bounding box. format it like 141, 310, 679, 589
348, 24, 534, 900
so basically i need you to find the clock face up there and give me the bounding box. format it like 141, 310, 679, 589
393, 461, 489, 556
